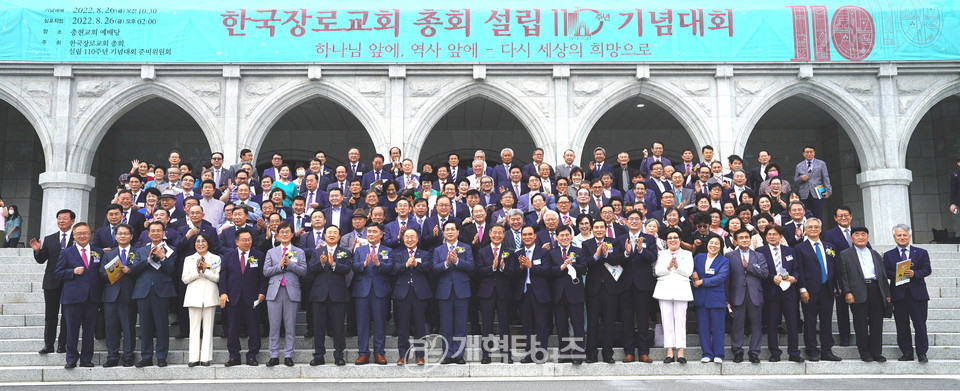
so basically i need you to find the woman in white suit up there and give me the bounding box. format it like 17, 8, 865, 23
652, 227, 694, 363
181, 233, 221, 367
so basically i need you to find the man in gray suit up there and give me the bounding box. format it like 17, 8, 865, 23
263, 222, 308, 367
555, 149, 581, 180
725, 229, 769, 363
793, 145, 832, 219
838, 227, 891, 362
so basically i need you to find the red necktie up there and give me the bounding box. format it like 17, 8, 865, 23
240, 251, 246, 273
477, 225, 484, 240
80, 248, 89, 268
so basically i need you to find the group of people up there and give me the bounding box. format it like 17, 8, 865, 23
30, 143, 932, 369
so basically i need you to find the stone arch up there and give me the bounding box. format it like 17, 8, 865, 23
406, 82, 551, 163
70, 81, 221, 173
243, 80, 388, 159
571, 79, 715, 161
898, 78, 960, 167
0, 83, 54, 169
735, 79, 883, 170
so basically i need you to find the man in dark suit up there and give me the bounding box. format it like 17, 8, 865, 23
475, 224, 517, 364
307, 226, 352, 366
612, 152, 640, 194
586, 147, 614, 181
389, 228, 433, 365
98, 224, 138, 367
360, 154, 394, 190
29, 208, 74, 354
582, 220, 622, 364
322, 188, 353, 230
784, 202, 809, 248
383, 199, 421, 249
795, 218, 842, 362
491, 148, 515, 187
346, 148, 369, 181
446, 153, 466, 183
573, 188, 600, 220
262, 152, 284, 181
115, 190, 146, 239
300, 173, 329, 215
130, 222, 177, 367
749, 150, 770, 191
639, 141, 672, 177
838, 227, 891, 362
550, 226, 587, 364
884, 224, 931, 363
823, 205, 857, 346
513, 225, 551, 363
755, 225, 803, 362
433, 221, 474, 364
522, 148, 555, 179
218, 228, 267, 367
285, 197, 311, 234
209, 152, 234, 190
219, 206, 260, 248
420, 196, 461, 250
618, 210, 658, 363
725, 229, 769, 363
326, 166, 350, 195
55, 223, 102, 369
644, 162, 670, 201
92, 204, 123, 250
351, 224, 392, 365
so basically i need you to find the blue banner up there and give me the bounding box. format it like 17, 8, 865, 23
0, 0, 956, 62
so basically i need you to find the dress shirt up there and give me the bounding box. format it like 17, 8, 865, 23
855, 246, 876, 279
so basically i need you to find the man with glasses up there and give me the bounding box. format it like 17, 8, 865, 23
796, 218, 842, 362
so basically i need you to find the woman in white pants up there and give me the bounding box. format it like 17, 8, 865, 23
652, 227, 694, 364
181, 233, 221, 367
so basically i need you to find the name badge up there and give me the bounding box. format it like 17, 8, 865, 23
785, 255, 794, 262
93, 258, 100, 264
533, 259, 542, 266
415, 258, 422, 264
250, 262, 259, 268
706, 268, 715, 275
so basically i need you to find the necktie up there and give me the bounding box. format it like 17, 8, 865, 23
814, 242, 827, 283
400, 220, 406, 230
315, 232, 322, 247
296, 216, 302, 229
596, 163, 602, 175
596, 197, 602, 208
581, 208, 588, 216
371, 245, 378, 262
550, 232, 556, 245
215, 169, 221, 185
352, 164, 357, 175
514, 230, 521, 246
844, 228, 851, 247
901, 248, 908, 261
280, 247, 288, 286
562, 215, 570, 225
111, 226, 116, 242
655, 157, 660, 163
807, 161, 812, 173
477, 225, 484, 241
121, 212, 128, 224
240, 251, 246, 273
702, 183, 707, 193
514, 184, 520, 194
607, 226, 613, 238
524, 249, 532, 292
308, 192, 314, 207
340, 182, 345, 194
772, 246, 781, 270
80, 248, 89, 268
120, 248, 127, 266
562, 247, 568, 259
409, 249, 415, 258
686, 163, 691, 173
797, 223, 804, 237
675, 190, 682, 203
375, 171, 380, 181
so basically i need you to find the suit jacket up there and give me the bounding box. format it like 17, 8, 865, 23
177, 221, 221, 255
351, 243, 394, 298
347, 162, 369, 181
555, 164, 580, 180
218, 248, 268, 306
306, 246, 352, 302
339, 229, 366, 252
749, 165, 767, 191
612, 165, 640, 193
582, 237, 624, 295
326, 181, 350, 195
755, 244, 800, 296
548, 246, 587, 303
396, 174, 420, 191
478, 191, 501, 208
420, 214, 461, 250
794, 158, 832, 199
99, 246, 137, 303
458, 222, 492, 250
56, 245, 104, 304
692, 253, 730, 308
823, 226, 866, 253
262, 167, 280, 181
640, 156, 672, 176
361, 169, 394, 190
210, 167, 234, 189
724, 249, 769, 306
624, 191, 659, 215
882, 246, 931, 301
490, 164, 514, 189
794, 240, 838, 295
263, 245, 308, 301
512, 245, 551, 303
175, 191, 199, 210
300, 189, 330, 212
432, 241, 475, 300
573, 203, 601, 220
219, 224, 259, 250
119, 209, 146, 239
617, 232, 658, 291
135, 226, 181, 249
91, 225, 118, 251
644, 177, 670, 200
502, 228, 525, 252
585, 161, 614, 181
389, 247, 433, 300
284, 213, 312, 233
382, 218, 422, 249
838, 246, 891, 303
322, 206, 353, 230
475, 244, 518, 299
670, 187, 697, 209
517, 192, 556, 213
129, 243, 177, 299
522, 163, 555, 180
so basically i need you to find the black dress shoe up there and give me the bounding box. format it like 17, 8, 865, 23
335, 358, 346, 366
103, 360, 119, 368
284, 358, 295, 367
664, 356, 675, 364
123, 359, 135, 367
677, 357, 687, 364
157, 359, 168, 367
918, 354, 928, 363
874, 356, 887, 363
310, 358, 324, 366
441, 356, 455, 365
225, 358, 241, 367
520, 355, 534, 364
56, 346, 66, 354
585, 356, 598, 364
807, 354, 820, 362
898, 354, 914, 361
572, 359, 583, 365
769, 355, 781, 362
135, 359, 153, 368
821, 353, 842, 361
749, 354, 760, 364
39, 346, 54, 354
788, 355, 804, 363
266, 358, 280, 367
305, 331, 314, 338
861, 356, 874, 362
79, 362, 94, 368
603, 357, 616, 364
480, 357, 492, 364
455, 357, 466, 364
188, 361, 199, 367
247, 358, 259, 366
64, 362, 76, 369
733, 353, 743, 363
201, 361, 211, 366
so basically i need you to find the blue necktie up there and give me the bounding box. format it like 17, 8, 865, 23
120, 248, 127, 266
901, 248, 908, 261
814, 242, 827, 283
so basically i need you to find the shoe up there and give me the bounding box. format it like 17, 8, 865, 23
480, 357, 491, 364
623, 354, 635, 363
663, 356, 675, 364
157, 359, 168, 367
374, 354, 387, 365
769, 356, 781, 363
572, 359, 583, 365
918, 354, 928, 363
585, 356, 598, 364
56, 346, 66, 354
898, 355, 914, 362
219, 331, 227, 338
701, 357, 711, 363
135, 359, 153, 368
749, 354, 760, 364
520, 355, 533, 364
103, 360, 119, 368
39, 346, 54, 354
64, 362, 76, 369
839, 337, 851, 347
225, 358, 241, 367
201, 361, 210, 367
455, 357, 466, 365
355, 355, 369, 365
396, 358, 406, 366
310, 358, 325, 366
305, 331, 314, 338
558, 358, 572, 364
79, 362, 94, 368
677, 357, 687, 364
874, 356, 887, 363
188, 361, 199, 368
807, 354, 820, 362
602, 357, 615, 364
415, 358, 425, 365
788, 355, 804, 363
247, 358, 259, 366
266, 358, 280, 367
284, 358, 294, 367
638, 354, 653, 363
123, 359, 134, 367
733, 353, 743, 363
861, 356, 874, 362
442, 356, 455, 365
335, 358, 346, 366
821, 353, 842, 361
713, 357, 723, 364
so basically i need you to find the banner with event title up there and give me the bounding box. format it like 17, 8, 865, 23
0, 0, 956, 63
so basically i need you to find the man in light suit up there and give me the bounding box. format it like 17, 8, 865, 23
263, 223, 308, 367
351, 224, 392, 365
755, 226, 803, 362
218, 228, 267, 367
725, 229, 769, 363
130, 222, 177, 367
433, 220, 474, 364
55, 223, 102, 369
555, 149, 580, 180
795, 218, 842, 362
639, 141, 672, 177
794, 145, 831, 219
838, 227, 891, 362
883, 224, 931, 363
99, 224, 138, 367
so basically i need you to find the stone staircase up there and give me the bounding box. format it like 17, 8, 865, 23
0, 245, 958, 382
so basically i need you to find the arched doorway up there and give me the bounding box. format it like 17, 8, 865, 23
0, 99, 46, 239
582, 97, 697, 170
905, 95, 960, 243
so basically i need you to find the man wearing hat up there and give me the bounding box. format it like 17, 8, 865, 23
340, 210, 369, 251
837, 227, 891, 362
159, 191, 186, 228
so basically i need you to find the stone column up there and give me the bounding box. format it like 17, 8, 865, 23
222, 66, 242, 163
857, 168, 912, 246
38, 172, 96, 235
549, 65, 570, 166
